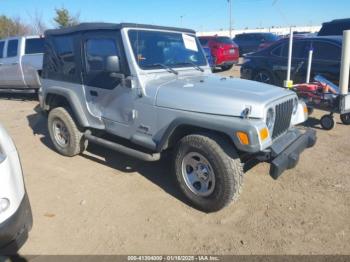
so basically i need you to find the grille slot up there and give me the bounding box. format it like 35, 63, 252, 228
272, 99, 294, 139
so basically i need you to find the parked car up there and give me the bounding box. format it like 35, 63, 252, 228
0, 36, 44, 91
0, 123, 32, 254
318, 18, 350, 36
198, 36, 239, 71
241, 36, 343, 87
234, 33, 280, 55
39, 23, 315, 212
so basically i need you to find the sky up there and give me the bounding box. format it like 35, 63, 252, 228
1, 0, 350, 32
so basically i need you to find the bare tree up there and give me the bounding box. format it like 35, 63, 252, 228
27, 9, 47, 35
12, 17, 31, 36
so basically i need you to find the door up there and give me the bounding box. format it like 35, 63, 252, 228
1, 39, 25, 87
22, 37, 45, 87
270, 40, 308, 85
82, 31, 134, 136
311, 40, 341, 85
0, 41, 5, 87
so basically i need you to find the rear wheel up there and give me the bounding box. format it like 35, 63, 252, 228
340, 113, 350, 125
48, 107, 87, 157
173, 134, 243, 213
254, 70, 274, 85
221, 64, 234, 71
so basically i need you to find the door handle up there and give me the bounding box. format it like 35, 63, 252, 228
90, 90, 98, 97
11, 62, 19, 65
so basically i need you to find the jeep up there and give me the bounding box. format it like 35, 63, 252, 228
39, 23, 316, 212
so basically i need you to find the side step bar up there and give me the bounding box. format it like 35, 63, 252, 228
84, 132, 161, 162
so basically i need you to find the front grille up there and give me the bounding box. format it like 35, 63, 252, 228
272, 99, 294, 139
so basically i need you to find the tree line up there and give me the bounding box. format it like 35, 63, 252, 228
0, 7, 80, 39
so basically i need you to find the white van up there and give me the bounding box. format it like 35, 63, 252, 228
0, 123, 32, 254
0, 36, 44, 90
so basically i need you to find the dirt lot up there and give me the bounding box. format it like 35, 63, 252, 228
0, 68, 349, 255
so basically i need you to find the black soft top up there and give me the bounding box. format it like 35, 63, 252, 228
45, 22, 196, 36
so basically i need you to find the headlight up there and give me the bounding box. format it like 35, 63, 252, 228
292, 97, 299, 115
266, 107, 275, 132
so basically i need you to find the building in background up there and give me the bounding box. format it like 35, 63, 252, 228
197, 25, 321, 37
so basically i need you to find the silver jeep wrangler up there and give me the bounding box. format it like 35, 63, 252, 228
39, 23, 316, 212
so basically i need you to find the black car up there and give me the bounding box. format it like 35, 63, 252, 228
318, 18, 350, 36
241, 36, 342, 87
234, 33, 280, 55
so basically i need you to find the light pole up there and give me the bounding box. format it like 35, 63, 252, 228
180, 15, 184, 27
228, 0, 232, 38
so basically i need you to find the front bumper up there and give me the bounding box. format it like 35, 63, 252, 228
0, 193, 32, 255
257, 128, 316, 179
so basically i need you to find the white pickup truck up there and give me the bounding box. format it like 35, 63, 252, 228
0, 36, 44, 90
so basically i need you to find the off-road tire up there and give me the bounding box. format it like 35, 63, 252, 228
48, 107, 87, 157
174, 133, 243, 213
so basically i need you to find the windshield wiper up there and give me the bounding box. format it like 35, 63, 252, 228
175, 62, 204, 72
151, 63, 179, 75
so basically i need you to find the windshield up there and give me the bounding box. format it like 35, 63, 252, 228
128, 30, 207, 70
263, 33, 280, 41
216, 37, 234, 44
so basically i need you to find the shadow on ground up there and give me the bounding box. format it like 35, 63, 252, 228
0, 91, 38, 101
302, 117, 323, 130
26, 108, 188, 208
302, 115, 348, 130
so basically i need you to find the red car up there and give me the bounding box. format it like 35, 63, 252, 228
199, 36, 239, 71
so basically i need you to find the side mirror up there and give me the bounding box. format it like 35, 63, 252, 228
106, 56, 120, 73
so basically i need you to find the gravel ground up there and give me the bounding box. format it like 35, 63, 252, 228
0, 67, 349, 255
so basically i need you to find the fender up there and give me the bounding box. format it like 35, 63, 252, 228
43, 86, 104, 129
156, 115, 263, 153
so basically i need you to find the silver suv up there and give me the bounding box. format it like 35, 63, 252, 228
39, 23, 316, 212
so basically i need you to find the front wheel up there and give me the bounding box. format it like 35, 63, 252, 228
48, 107, 87, 157
340, 113, 350, 125
174, 134, 243, 213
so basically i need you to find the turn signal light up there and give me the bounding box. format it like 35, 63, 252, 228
303, 105, 309, 114
237, 132, 250, 145
260, 128, 269, 141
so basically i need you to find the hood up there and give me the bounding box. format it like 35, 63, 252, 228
155, 74, 295, 118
